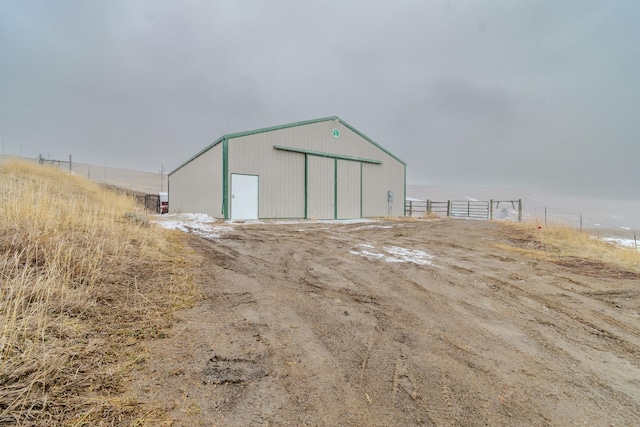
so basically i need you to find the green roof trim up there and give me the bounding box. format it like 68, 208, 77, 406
169, 136, 224, 176
274, 145, 383, 164
169, 115, 406, 175
223, 116, 341, 140
336, 119, 407, 166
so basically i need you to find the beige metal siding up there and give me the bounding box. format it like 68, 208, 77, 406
361, 161, 404, 217
169, 144, 222, 217
228, 139, 305, 218
307, 156, 334, 219
226, 119, 405, 218
337, 160, 360, 219
361, 162, 384, 217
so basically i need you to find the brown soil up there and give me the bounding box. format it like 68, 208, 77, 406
129, 219, 640, 426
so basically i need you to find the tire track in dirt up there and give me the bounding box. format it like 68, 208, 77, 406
132, 219, 640, 426
233, 225, 455, 425
429, 243, 640, 417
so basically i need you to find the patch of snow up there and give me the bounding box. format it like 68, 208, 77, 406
349, 249, 387, 261
152, 213, 233, 238
153, 214, 385, 238
385, 246, 437, 266
347, 224, 394, 231
350, 244, 439, 266
601, 238, 638, 249
297, 227, 331, 232
464, 196, 479, 201
318, 219, 375, 224
357, 243, 375, 249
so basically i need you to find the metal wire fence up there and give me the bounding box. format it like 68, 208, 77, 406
524, 207, 586, 229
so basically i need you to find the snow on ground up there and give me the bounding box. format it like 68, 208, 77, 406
153, 214, 379, 238
152, 213, 233, 238
350, 243, 438, 266
153, 214, 440, 263
342, 224, 394, 231
601, 237, 639, 249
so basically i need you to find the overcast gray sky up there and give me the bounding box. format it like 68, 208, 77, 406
1, 1, 638, 198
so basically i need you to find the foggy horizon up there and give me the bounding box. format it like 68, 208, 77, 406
2, 1, 639, 199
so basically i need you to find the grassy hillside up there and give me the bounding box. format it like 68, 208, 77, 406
0, 161, 197, 425
499, 221, 640, 273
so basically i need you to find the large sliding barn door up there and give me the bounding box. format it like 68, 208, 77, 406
336, 160, 360, 219
307, 156, 334, 220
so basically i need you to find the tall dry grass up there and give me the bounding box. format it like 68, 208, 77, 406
0, 161, 197, 425
499, 221, 640, 272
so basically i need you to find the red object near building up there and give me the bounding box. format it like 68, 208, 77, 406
159, 192, 168, 214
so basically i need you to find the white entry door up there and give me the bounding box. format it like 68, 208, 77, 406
231, 174, 259, 219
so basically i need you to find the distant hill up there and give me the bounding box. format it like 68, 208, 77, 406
1, 155, 163, 194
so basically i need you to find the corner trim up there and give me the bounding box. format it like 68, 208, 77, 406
334, 159, 338, 220
222, 138, 229, 219
304, 154, 308, 219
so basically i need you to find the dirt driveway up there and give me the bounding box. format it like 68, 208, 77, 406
131, 219, 640, 426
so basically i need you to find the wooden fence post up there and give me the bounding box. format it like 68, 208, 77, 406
427, 200, 432, 213
518, 199, 522, 222
447, 200, 452, 217
580, 213, 583, 231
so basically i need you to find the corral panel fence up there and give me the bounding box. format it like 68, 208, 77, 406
406, 199, 522, 222
144, 194, 161, 213
450, 200, 489, 219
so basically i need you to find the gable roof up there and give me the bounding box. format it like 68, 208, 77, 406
169, 116, 406, 175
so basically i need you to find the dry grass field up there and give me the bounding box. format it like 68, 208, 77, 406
0, 161, 197, 425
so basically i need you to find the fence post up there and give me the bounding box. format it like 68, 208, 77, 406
490, 199, 493, 220
518, 199, 522, 222
580, 213, 583, 231
447, 200, 451, 217
427, 199, 432, 213
409, 201, 413, 217
467, 201, 470, 217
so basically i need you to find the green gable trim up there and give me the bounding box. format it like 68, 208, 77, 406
225, 116, 406, 166
169, 136, 224, 176
274, 145, 382, 165
337, 119, 407, 166
223, 116, 340, 140
169, 115, 406, 175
